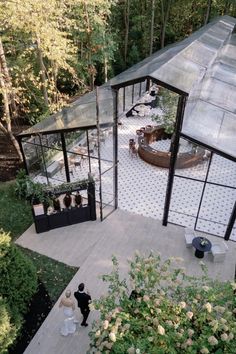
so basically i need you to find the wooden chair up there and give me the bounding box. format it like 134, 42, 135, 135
131, 144, 138, 158
129, 139, 135, 154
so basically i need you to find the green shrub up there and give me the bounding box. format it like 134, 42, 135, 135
89, 253, 236, 354
15, 169, 47, 204
0, 297, 20, 354
0, 230, 37, 317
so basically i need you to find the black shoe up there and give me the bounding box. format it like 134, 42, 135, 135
81, 323, 88, 327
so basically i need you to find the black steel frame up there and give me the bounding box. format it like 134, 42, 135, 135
17, 74, 236, 240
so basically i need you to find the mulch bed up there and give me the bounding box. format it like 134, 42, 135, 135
8, 281, 52, 354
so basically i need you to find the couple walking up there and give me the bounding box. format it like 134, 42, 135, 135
59, 283, 91, 336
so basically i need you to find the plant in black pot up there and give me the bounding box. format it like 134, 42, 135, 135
63, 193, 72, 209
74, 191, 83, 207
52, 196, 61, 212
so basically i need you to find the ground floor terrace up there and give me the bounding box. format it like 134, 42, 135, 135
32, 94, 236, 241
16, 209, 236, 354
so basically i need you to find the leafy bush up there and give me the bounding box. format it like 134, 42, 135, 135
88, 253, 236, 354
0, 297, 20, 354
15, 169, 47, 204
0, 230, 37, 317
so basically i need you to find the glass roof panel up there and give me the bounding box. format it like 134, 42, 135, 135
20, 16, 236, 159
20, 85, 114, 136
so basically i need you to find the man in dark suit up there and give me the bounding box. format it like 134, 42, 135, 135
74, 283, 91, 327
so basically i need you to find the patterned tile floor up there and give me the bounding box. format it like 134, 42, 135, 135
34, 108, 236, 241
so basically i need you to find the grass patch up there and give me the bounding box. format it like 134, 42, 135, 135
0, 181, 33, 240
19, 247, 78, 304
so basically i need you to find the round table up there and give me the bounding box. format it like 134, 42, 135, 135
192, 237, 212, 258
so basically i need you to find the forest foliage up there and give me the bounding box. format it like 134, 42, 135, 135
0, 0, 235, 159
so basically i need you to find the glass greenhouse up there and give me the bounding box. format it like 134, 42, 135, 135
18, 15, 236, 239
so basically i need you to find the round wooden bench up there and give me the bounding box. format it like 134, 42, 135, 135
138, 126, 205, 169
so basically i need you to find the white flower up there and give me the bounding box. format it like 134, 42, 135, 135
115, 317, 122, 326
179, 301, 186, 309
103, 320, 109, 330
202, 286, 210, 291
221, 333, 228, 341
127, 347, 135, 354
95, 330, 101, 338
200, 348, 209, 354
203, 302, 212, 313
154, 299, 161, 306
228, 333, 234, 340
89, 303, 95, 311
185, 338, 193, 346
157, 325, 165, 335
186, 311, 193, 319
109, 332, 116, 342
136, 349, 141, 354
220, 318, 227, 324
143, 295, 150, 302
187, 329, 194, 337
208, 336, 218, 345
230, 282, 236, 290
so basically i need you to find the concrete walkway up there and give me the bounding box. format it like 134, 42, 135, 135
16, 209, 236, 354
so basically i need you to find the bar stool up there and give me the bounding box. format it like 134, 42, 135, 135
140, 127, 145, 133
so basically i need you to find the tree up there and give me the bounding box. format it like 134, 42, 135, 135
88, 253, 236, 353
0, 38, 23, 160
204, 0, 212, 25
160, 0, 172, 48
149, 0, 155, 55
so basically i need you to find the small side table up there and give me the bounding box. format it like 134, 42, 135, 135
192, 237, 212, 258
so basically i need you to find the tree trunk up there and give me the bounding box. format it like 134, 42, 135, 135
36, 36, 49, 107
160, 0, 171, 49
0, 66, 23, 161
0, 38, 18, 119
149, 0, 155, 55
124, 0, 130, 65
104, 55, 108, 83
204, 0, 212, 25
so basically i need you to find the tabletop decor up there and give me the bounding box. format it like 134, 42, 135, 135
200, 238, 209, 247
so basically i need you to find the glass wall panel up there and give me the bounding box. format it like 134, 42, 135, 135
125, 85, 133, 110
196, 184, 236, 238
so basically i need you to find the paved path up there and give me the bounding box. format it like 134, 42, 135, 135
16, 209, 236, 354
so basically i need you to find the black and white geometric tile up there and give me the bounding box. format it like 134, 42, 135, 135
33, 106, 236, 241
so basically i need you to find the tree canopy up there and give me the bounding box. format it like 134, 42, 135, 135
0, 0, 235, 159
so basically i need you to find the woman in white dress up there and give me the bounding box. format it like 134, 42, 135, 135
59, 289, 77, 336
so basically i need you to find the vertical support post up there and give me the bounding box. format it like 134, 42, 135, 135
17, 136, 29, 175
87, 181, 96, 220
38, 134, 49, 185
112, 88, 119, 209
146, 78, 150, 92
86, 130, 91, 173
162, 95, 187, 226
96, 86, 103, 221
194, 151, 213, 230
60, 132, 70, 182
132, 84, 135, 104
224, 201, 236, 240
139, 82, 142, 97
123, 86, 126, 111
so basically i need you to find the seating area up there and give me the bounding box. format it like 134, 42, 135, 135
185, 227, 230, 262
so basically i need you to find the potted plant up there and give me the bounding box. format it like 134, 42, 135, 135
52, 196, 61, 212
63, 192, 72, 209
